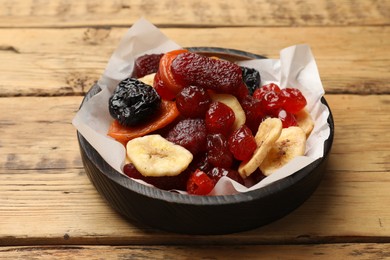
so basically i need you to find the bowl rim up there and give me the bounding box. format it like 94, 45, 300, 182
77, 47, 334, 206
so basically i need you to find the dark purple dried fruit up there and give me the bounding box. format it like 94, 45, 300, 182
109, 78, 161, 126
241, 66, 261, 95
132, 53, 164, 78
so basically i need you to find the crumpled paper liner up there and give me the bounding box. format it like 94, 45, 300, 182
72, 18, 330, 196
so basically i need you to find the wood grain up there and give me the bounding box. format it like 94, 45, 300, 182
0, 26, 389, 97
0, 95, 389, 245
0, 244, 390, 259
0, 0, 388, 28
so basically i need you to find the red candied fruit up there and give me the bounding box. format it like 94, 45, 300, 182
205, 101, 235, 136
273, 108, 298, 128
176, 85, 211, 118
123, 163, 190, 191
279, 88, 307, 113
165, 118, 207, 155
207, 134, 234, 169
239, 95, 265, 133
228, 125, 257, 162
253, 83, 281, 101
260, 91, 283, 114
187, 169, 216, 195
171, 52, 244, 96
132, 53, 163, 78
207, 167, 244, 185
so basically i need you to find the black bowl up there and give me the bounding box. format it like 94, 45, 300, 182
77, 47, 334, 235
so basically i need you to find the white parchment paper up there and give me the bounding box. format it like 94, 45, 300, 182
72, 18, 330, 196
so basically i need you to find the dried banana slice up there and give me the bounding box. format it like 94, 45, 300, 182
238, 118, 282, 178
126, 134, 193, 177
260, 126, 306, 176
210, 93, 246, 131
295, 109, 314, 138
138, 73, 156, 87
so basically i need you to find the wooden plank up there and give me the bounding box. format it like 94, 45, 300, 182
0, 0, 388, 28
1, 244, 390, 260
0, 26, 389, 97
0, 95, 389, 245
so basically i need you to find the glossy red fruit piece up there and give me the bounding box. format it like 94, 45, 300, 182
228, 125, 257, 161
207, 167, 244, 185
171, 52, 244, 96
187, 169, 216, 195
260, 91, 282, 114
240, 95, 265, 134
279, 88, 307, 113
176, 85, 211, 118
253, 83, 281, 101
273, 108, 298, 128
154, 49, 188, 100
207, 134, 234, 169
123, 163, 190, 191
205, 101, 235, 136
132, 53, 164, 78
165, 118, 207, 155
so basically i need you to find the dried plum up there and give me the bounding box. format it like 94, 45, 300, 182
241, 66, 261, 95
109, 78, 161, 126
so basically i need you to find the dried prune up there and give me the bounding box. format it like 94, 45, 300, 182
165, 118, 207, 155
109, 78, 161, 126
241, 66, 261, 95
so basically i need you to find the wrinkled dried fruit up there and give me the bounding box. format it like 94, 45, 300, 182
109, 78, 161, 126
241, 66, 261, 95
228, 125, 257, 162
176, 85, 211, 118
207, 167, 244, 185
171, 52, 244, 95
187, 169, 215, 195
205, 101, 235, 136
279, 88, 307, 113
132, 53, 163, 78
207, 134, 233, 169
166, 118, 207, 155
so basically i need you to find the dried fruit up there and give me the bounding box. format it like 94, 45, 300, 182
205, 101, 235, 136
109, 78, 161, 126
187, 169, 215, 195
176, 85, 211, 118
132, 53, 163, 78
253, 83, 281, 101
279, 88, 307, 113
228, 125, 257, 162
171, 52, 244, 96
241, 66, 261, 95
239, 95, 264, 134
124, 163, 190, 191
207, 134, 234, 169
166, 118, 207, 155
107, 99, 179, 145
154, 49, 188, 100
207, 167, 244, 185
273, 109, 298, 128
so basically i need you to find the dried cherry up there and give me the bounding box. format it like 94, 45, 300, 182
206, 134, 233, 169
228, 125, 257, 161
176, 85, 211, 118
187, 169, 216, 195
207, 167, 244, 185
205, 101, 235, 136
279, 88, 307, 113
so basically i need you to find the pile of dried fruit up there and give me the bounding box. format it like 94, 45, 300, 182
107, 49, 314, 195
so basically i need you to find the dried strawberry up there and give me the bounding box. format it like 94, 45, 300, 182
132, 53, 163, 78
171, 52, 244, 96
165, 118, 207, 155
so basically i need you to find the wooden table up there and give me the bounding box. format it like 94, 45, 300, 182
1, 0, 389, 259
